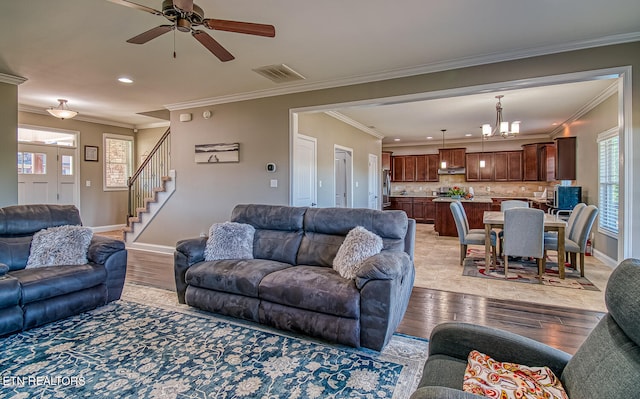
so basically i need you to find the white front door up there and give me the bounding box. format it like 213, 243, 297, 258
368, 153, 379, 210
18, 143, 78, 206
292, 134, 317, 207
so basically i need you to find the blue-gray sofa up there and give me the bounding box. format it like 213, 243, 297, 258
174, 204, 416, 351
0, 204, 127, 336
410, 258, 640, 398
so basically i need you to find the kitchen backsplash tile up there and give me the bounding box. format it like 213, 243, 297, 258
391, 180, 552, 198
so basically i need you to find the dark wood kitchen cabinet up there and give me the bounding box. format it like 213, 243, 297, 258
523, 143, 555, 181
493, 151, 523, 181
382, 151, 392, 170
415, 154, 440, 182
439, 148, 466, 168
466, 152, 494, 181
390, 197, 413, 215
555, 137, 576, 180
413, 197, 435, 223
392, 156, 415, 182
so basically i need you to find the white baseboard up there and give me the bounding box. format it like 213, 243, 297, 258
126, 242, 175, 255
91, 224, 126, 233
593, 249, 617, 268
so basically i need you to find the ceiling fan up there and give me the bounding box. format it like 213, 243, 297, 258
107, 0, 275, 61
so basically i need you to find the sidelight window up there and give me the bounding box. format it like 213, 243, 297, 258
597, 129, 619, 237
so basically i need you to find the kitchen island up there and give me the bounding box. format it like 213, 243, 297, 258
433, 197, 492, 237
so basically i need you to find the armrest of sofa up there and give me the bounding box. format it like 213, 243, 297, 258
175, 237, 207, 265
428, 322, 571, 377
0, 262, 8, 276
355, 251, 411, 289
88, 236, 126, 264
87, 235, 127, 302
174, 237, 207, 304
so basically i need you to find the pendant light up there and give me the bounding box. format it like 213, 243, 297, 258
440, 129, 447, 169
479, 129, 486, 168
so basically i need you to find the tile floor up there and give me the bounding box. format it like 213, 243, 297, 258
413, 223, 611, 312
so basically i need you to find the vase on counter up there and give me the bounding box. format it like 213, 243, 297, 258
451, 195, 462, 199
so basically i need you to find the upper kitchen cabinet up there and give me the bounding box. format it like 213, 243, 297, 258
555, 137, 577, 180
439, 148, 466, 169
415, 154, 440, 182
522, 143, 555, 181
493, 151, 523, 181
466, 152, 494, 181
382, 151, 392, 170
392, 156, 415, 181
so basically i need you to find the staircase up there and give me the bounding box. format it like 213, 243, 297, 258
123, 128, 174, 244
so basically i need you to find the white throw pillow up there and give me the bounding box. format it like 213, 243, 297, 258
333, 226, 383, 279
204, 222, 255, 261
26, 225, 93, 268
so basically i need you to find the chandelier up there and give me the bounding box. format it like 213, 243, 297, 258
482, 95, 519, 138
47, 99, 78, 120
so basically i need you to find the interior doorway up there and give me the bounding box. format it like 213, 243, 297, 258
17, 126, 80, 207
334, 145, 353, 208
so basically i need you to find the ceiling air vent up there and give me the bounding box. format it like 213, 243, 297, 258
253, 64, 305, 83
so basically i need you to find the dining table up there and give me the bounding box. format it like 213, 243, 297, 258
483, 210, 568, 279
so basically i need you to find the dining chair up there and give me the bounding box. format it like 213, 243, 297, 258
503, 208, 545, 278
450, 201, 496, 266
500, 200, 530, 211
498, 200, 529, 256
545, 205, 598, 276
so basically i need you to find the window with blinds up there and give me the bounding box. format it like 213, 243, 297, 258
597, 130, 619, 237
103, 133, 134, 191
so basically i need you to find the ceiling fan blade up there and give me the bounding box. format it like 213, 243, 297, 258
173, 0, 193, 13
192, 30, 235, 62
204, 19, 276, 37
127, 25, 174, 44
106, 0, 162, 15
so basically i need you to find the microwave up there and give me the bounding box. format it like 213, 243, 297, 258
550, 186, 582, 210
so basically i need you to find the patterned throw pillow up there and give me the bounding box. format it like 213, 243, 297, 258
463, 350, 569, 399
204, 222, 255, 261
333, 226, 383, 279
26, 225, 93, 268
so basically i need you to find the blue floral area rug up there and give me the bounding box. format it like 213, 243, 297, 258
0, 285, 428, 398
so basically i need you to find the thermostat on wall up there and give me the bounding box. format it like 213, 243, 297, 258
266, 163, 277, 172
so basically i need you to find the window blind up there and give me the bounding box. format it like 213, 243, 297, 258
598, 133, 619, 236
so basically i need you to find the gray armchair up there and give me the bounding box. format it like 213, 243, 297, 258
410, 258, 640, 398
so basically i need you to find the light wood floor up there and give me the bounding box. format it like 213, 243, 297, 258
111, 230, 605, 355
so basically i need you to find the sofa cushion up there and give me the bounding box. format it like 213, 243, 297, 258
26, 225, 93, 268
298, 208, 408, 266
333, 226, 383, 279
204, 222, 255, 261
10, 264, 106, 304
185, 259, 293, 297
231, 204, 306, 265
259, 266, 360, 318
463, 350, 568, 399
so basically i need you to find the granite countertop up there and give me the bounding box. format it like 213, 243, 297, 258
390, 192, 437, 198
432, 197, 493, 203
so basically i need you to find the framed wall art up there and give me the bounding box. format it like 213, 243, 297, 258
84, 145, 99, 162
195, 143, 239, 163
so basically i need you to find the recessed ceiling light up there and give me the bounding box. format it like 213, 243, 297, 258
426, 136, 433, 140
393, 138, 401, 142
118, 77, 134, 84
552, 122, 558, 126
465, 133, 472, 137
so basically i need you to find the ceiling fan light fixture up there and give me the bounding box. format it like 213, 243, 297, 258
47, 99, 78, 120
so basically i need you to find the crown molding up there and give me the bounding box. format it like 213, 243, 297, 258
166, 32, 640, 111
18, 105, 135, 129
324, 111, 384, 139
0, 73, 27, 85
550, 80, 619, 137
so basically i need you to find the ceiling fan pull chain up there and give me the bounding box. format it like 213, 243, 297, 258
173, 27, 177, 58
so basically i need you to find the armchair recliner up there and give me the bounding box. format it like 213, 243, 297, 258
410, 258, 640, 398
